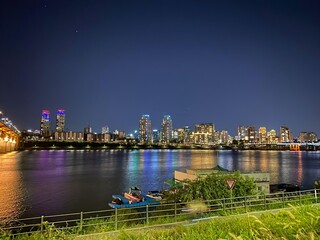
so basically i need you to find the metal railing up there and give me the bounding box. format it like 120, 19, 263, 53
1, 189, 319, 236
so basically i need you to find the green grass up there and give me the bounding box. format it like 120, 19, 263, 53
110, 204, 320, 240
1, 193, 319, 239
2, 204, 320, 239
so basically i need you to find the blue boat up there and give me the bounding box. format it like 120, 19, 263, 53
109, 187, 161, 209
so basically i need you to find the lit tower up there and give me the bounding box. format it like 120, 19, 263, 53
139, 114, 152, 143
238, 126, 255, 143
56, 109, 66, 132
280, 126, 292, 143
258, 127, 267, 144
40, 110, 50, 137
267, 129, 277, 144
161, 115, 172, 144
194, 123, 215, 144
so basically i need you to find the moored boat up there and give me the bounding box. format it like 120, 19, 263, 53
146, 190, 163, 201
124, 186, 144, 203
270, 183, 300, 193
109, 187, 160, 209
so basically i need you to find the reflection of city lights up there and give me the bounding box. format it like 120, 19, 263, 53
0, 152, 24, 223
259, 151, 268, 172
296, 151, 303, 186
190, 150, 214, 169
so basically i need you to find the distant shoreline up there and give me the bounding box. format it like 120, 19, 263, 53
20, 141, 319, 151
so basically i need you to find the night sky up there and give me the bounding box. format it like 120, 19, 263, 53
1, 1, 320, 136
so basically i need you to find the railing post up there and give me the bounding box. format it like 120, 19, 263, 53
299, 191, 301, 204
200, 200, 204, 216
40, 215, 44, 233
244, 196, 247, 212
282, 192, 285, 208
315, 189, 318, 203
174, 202, 177, 222
115, 208, 118, 230
146, 205, 149, 225
223, 198, 225, 211
79, 212, 83, 232
264, 193, 266, 210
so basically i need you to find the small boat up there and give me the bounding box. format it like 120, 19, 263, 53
124, 186, 144, 203
270, 183, 300, 193
108, 187, 161, 209
146, 190, 163, 201
111, 194, 129, 205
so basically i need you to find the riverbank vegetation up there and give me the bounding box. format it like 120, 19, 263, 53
165, 171, 257, 202
1, 204, 320, 239
0, 170, 317, 239
112, 204, 320, 240
2, 173, 319, 239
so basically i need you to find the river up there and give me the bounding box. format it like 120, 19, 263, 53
1, 149, 320, 222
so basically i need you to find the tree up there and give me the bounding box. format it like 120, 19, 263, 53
171, 171, 257, 202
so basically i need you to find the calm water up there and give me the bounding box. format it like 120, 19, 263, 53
1, 149, 320, 222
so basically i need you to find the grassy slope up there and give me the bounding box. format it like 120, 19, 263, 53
2, 204, 320, 239
110, 204, 320, 240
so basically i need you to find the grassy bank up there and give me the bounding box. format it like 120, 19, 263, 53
106, 204, 320, 240
2, 204, 320, 239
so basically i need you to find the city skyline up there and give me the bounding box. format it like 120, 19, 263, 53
34, 109, 318, 139
15, 109, 316, 144
1, 108, 319, 140
1, 1, 320, 136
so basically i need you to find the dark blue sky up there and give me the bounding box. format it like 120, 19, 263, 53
1, 0, 320, 136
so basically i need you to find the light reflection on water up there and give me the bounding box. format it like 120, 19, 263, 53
0, 149, 320, 222
0, 152, 25, 224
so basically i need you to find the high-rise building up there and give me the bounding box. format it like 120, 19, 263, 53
258, 127, 267, 144
194, 123, 215, 144
238, 126, 248, 141
220, 130, 229, 144
214, 131, 221, 144
84, 125, 92, 134
267, 129, 278, 144
65, 131, 84, 142
139, 114, 152, 143
184, 126, 191, 143
280, 126, 292, 143
98, 132, 111, 142
299, 132, 318, 142
102, 126, 109, 134
40, 110, 50, 137
133, 130, 139, 141
152, 129, 160, 143
84, 125, 92, 142
248, 126, 256, 143
56, 109, 66, 132
238, 126, 256, 143
161, 115, 172, 144
172, 129, 179, 142
176, 128, 185, 143
110, 129, 126, 142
